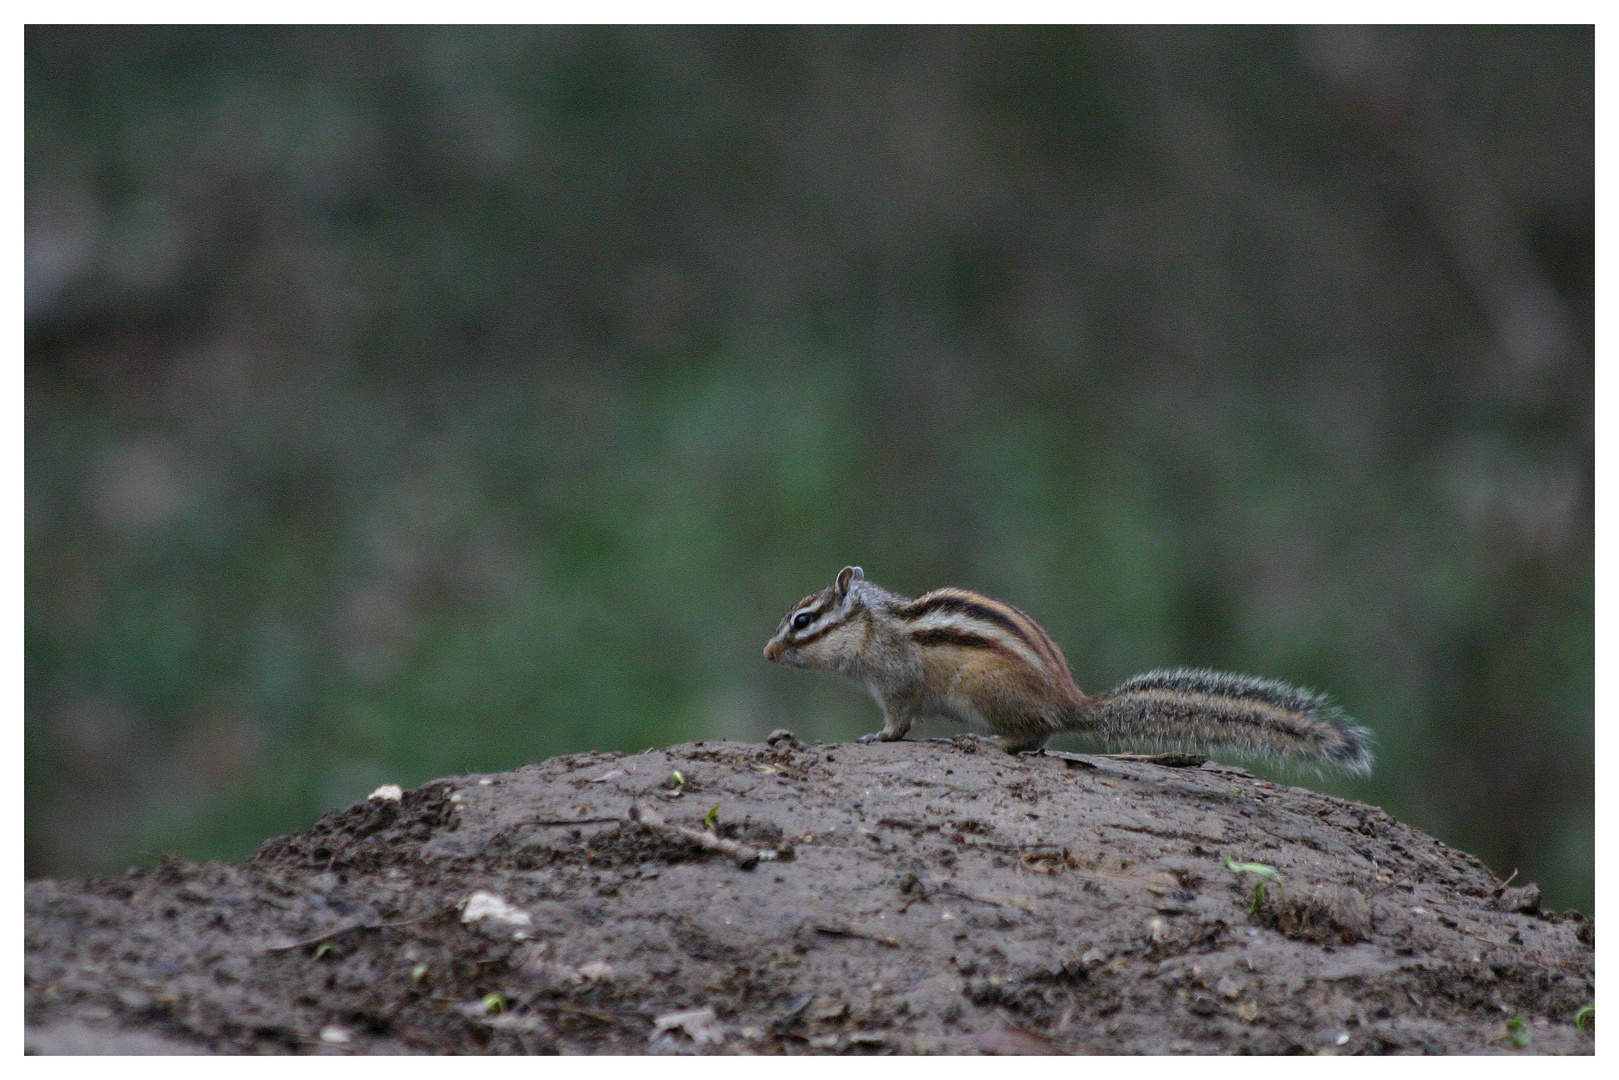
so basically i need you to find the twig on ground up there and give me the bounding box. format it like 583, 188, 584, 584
525, 818, 625, 827
264, 913, 435, 953
938, 883, 1036, 913
1104, 752, 1208, 767
876, 817, 936, 832
1040, 749, 1207, 769
628, 802, 791, 870
547, 1001, 622, 1024
978, 840, 1067, 852
814, 923, 902, 948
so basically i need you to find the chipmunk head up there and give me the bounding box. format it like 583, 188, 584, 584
764, 565, 867, 670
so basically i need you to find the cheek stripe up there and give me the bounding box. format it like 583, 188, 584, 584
788, 611, 846, 646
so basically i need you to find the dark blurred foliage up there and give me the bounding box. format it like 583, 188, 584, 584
25, 26, 1591, 909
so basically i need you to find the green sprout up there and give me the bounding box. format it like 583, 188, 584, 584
1225, 858, 1285, 912
1574, 1005, 1593, 1033
410, 963, 429, 982
1505, 1016, 1532, 1049
483, 992, 508, 1015
313, 942, 334, 960
704, 803, 721, 831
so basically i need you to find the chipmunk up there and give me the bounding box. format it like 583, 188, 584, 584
764, 566, 1372, 774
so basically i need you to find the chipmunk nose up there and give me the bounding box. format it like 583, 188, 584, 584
764, 639, 783, 662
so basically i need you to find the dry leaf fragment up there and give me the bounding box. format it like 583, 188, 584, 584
652, 1005, 725, 1045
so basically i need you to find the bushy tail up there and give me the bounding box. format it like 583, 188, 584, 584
1070, 667, 1373, 776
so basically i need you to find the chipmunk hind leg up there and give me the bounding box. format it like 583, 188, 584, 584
976, 690, 1058, 753
953, 662, 1061, 753
988, 701, 1055, 752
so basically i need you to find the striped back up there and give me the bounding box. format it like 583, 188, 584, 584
897, 588, 1079, 692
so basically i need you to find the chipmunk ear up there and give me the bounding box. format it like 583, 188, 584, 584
835, 566, 865, 596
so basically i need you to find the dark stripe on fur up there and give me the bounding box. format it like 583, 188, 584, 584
1014, 608, 1068, 672
910, 626, 1004, 651
903, 594, 1037, 650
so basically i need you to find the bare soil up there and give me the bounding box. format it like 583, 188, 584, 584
24, 733, 1595, 1055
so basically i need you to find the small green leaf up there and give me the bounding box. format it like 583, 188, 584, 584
704, 803, 720, 831
1226, 857, 1285, 904
1574, 1005, 1593, 1033
410, 963, 428, 982
671, 770, 685, 787
313, 942, 334, 960
1506, 1016, 1532, 1049
1225, 857, 1281, 883
483, 992, 508, 1015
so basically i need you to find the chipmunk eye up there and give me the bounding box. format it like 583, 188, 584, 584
792, 611, 817, 630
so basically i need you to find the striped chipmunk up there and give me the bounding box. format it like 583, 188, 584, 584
764, 566, 1372, 774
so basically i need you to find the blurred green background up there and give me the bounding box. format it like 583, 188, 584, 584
26, 26, 1592, 910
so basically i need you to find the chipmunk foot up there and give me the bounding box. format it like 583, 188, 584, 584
995, 734, 1051, 754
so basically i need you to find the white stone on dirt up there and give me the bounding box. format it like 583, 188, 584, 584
367, 784, 402, 802
460, 891, 532, 940
652, 1005, 724, 1046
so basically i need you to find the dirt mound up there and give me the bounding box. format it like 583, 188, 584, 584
25, 734, 1595, 1055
